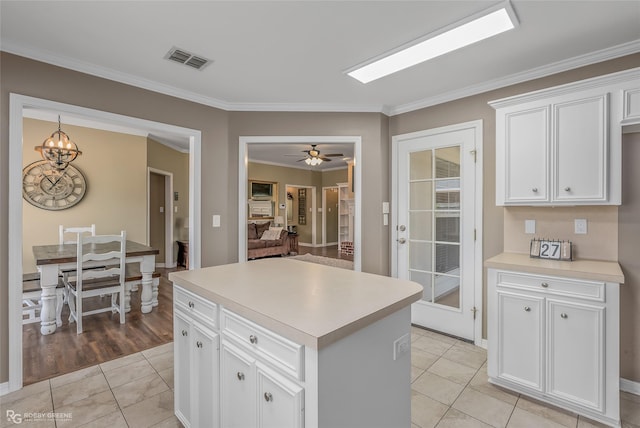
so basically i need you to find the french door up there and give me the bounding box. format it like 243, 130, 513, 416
393, 122, 481, 341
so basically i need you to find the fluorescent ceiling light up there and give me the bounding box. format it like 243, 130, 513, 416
347, 3, 518, 84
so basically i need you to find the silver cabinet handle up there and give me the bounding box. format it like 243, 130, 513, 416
524, 306, 531, 312
564, 187, 571, 192
181, 330, 188, 336
237, 372, 245, 381
264, 392, 273, 402
560, 313, 568, 319
188, 301, 195, 308
397, 238, 406, 244
532, 188, 538, 193
541, 282, 549, 288
196, 341, 203, 348
249, 335, 258, 344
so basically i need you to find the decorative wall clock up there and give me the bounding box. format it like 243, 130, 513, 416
22, 160, 87, 210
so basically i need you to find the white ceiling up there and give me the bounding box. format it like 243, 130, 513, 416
2, 0, 639, 169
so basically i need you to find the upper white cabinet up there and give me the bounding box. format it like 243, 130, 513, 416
491, 68, 640, 206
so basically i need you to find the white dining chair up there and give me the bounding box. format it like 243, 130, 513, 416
63, 231, 127, 334
59, 224, 96, 244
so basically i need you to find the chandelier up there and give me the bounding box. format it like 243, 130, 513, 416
35, 115, 82, 170
304, 156, 323, 166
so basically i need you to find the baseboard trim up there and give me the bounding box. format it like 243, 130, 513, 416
620, 378, 640, 395
477, 338, 488, 350
0, 381, 10, 396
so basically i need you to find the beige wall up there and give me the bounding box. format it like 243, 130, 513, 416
1, 51, 638, 385
22, 119, 147, 273
619, 132, 640, 382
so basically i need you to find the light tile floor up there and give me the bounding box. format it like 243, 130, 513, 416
2, 328, 639, 427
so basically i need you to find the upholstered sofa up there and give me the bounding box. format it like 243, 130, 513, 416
247, 222, 290, 259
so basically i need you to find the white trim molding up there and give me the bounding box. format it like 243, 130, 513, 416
620, 378, 640, 396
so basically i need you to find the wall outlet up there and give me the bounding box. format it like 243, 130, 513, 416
393, 333, 410, 361
575, 218, 587, 234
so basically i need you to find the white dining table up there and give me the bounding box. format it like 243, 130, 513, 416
32, 240, 159, 335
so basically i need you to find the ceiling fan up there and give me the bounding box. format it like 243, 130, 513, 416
285, 144, 344, 163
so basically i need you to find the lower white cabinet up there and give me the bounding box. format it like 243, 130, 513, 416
488, 269, 619, 426
174, 292, 220, 428
221, 341, 304, 428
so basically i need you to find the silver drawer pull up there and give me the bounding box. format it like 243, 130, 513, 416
532, 187, 538, 193
541, 282, 549, 288
196, 341, 203, 348
181, 330, 188, 336
564, 187, 571, 192
524, 306, 531, 312
188, 301, 195, 308
249, 335, 258, 344
237, 372, 245, 381
560, 313, 568, 319
264, 392, 273, 402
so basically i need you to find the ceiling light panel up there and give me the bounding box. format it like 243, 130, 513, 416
347, 2, 518, 84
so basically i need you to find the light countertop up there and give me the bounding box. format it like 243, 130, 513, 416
169, 258, 423, 349
485, 252, 624, 284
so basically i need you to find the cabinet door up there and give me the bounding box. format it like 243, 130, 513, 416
173, 311, 192, 426
257, 364, 304, 428
499, 106, 550, 204
497, 291, 544, 391
547, 300, 604, 411
553, 94, 608, 202
221, 342, 256, 428
192, 322, 220, 428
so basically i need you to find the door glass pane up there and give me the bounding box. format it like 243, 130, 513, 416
434, 274, 460, 308
410, 181, 433, 210
410, 150, 432, 180
410, 270, 433, 302
410, 241, 432, 272
410, 211, 432, 241
435, 243, 459, 274
435, 179, 460, 210
435, 214, 460, 243
435, 147, 460, 178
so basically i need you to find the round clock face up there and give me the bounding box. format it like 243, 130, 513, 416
22, 160, 87, 210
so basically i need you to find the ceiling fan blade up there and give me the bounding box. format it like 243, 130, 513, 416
323, 153, 343, 157
284, 154, 303, 156
296, 158, 306, 162
319, 157, 332, 162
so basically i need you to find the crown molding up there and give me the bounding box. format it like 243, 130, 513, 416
3, 39, 639, 117
387, 39, 640, 116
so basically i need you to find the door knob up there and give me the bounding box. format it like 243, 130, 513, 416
398, 225, 406, 232
397, 238, 406, 244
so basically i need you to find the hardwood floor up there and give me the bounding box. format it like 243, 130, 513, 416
297, 244, 354, 261
22, 267, 181, 386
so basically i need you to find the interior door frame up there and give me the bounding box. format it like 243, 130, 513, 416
148, 167, 174, 267
7, 93, 202, 393
238, 136, 362, 271
322, 186, 339, 246
391, 120, 483, 345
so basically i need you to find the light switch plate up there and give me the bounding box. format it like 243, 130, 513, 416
212, 215, 221, 228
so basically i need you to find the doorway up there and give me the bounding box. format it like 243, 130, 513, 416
148, 168, 174, 267
392, 121, 483, 342
323, 186, 339, 246
8, 94, 202, 393
238, 136, 362, 271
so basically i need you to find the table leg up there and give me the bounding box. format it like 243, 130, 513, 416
39, 266, 59, 335
140, 255, 155, 314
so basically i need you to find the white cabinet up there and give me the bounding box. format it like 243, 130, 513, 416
173, 288, 220, 428
488, 269, 619, 427
491, 68, 640, 206
220, 312, 304, 428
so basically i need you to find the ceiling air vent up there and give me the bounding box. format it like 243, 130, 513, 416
165, 47, 211, 70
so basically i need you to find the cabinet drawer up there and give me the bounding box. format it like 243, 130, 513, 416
496, 271, 604, 302
221, 309, 304, 380
174, 286, 218, 327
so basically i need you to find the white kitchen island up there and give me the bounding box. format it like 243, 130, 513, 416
169, 258, 423, 428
